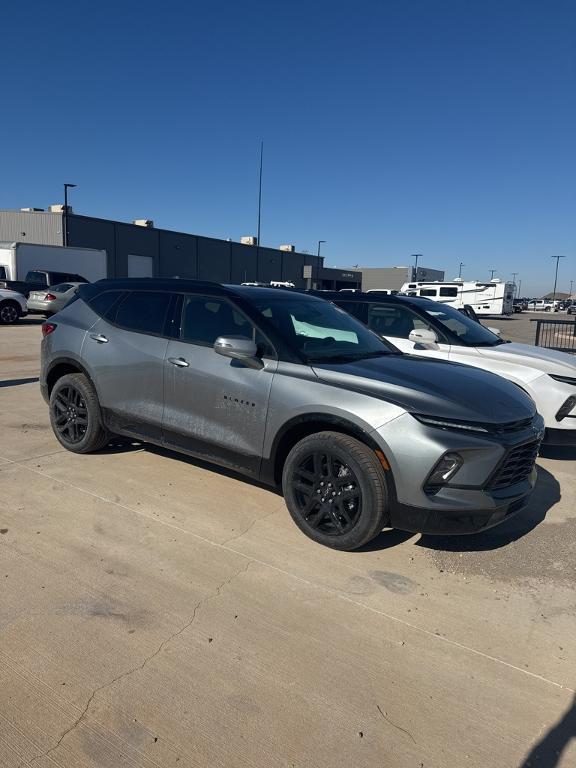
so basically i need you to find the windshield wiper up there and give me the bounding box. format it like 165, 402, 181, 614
308, 351, 393, 363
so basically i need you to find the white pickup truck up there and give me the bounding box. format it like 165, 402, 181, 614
527, 299, 560, 312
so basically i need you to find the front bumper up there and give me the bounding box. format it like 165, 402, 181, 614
388, 476, 535, 535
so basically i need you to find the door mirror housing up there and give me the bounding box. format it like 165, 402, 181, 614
214, 336, 260, 366
408, 328, 439, 349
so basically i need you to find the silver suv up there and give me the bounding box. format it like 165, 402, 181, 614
40, 280, 544, 550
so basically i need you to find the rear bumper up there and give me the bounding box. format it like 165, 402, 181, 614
388, 475, 536, 535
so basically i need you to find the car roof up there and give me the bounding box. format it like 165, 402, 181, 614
79, 278, 325, 303
306, 290, 434, 308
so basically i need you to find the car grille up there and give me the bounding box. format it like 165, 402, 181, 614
488, 440, 540, 489
489, 417, 534, 435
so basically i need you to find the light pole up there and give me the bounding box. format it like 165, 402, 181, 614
551, 255, 565, 302
256, 141, 263, 246
412, 253, 422, 281
63, 183, 76, 247
489, 269, 497, 280
316, 240, 326, 288
458, 262, 465, 278
570, 279, 574, 298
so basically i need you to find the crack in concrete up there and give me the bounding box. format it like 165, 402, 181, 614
21, 559, 254, 768
376, 704, 417, 744
221, 508, 279, 546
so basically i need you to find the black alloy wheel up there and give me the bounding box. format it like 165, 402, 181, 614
291, 450, 362, 536
52, 384, 89, 444
0, 302, 20, 324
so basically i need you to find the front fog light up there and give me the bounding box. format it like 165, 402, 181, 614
425, 453, 463, 490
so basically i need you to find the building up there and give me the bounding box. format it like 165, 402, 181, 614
358, 265, 445, 292
0, 208, 362, 290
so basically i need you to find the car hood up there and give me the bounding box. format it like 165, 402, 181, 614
476, 342, 576, 376
312, 355, 536, 424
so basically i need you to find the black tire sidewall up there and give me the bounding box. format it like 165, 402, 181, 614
282, 432, 389, 550
49, 373, 107, 453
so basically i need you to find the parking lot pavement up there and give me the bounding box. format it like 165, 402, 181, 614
1, 322, 575, 768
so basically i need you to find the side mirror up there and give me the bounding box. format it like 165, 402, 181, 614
487, 327, 502, 337
408, 328, 439, 349
214, 335, 261, 367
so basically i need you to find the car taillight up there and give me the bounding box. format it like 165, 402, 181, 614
45, 294, 57, 301
42, 322, 57, 337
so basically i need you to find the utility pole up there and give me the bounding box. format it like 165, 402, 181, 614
256, 140, 263, 246
551, 256, 565, 302
489, 269, 497, 280
458, 262, 465, 278
570, 279, 574, 298
63, 183, 77, 247
412, 254, 422, 281
316, 240, 326, 288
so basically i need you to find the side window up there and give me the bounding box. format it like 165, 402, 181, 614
368, 303, 435, 339
420, 288, 437, 297
88, 290, 125, 319
334, 301, 367, 324
113, 291, 172, 335
0, 267, 6, 280
439, 287, 458, 297
180, 295, 275, 357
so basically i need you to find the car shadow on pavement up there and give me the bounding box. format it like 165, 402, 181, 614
518, 693, 576, 768
416, 465, 560, 553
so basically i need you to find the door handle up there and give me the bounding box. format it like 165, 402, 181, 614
168, 357, 189, 368
89, 333, 109, 343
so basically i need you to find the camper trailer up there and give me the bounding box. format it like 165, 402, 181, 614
400, 279, 515, 316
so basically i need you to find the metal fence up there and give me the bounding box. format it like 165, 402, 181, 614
532, 318, 576, 353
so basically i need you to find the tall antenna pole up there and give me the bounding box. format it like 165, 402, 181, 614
257, 140, 263, 246
551, 255, 565, 302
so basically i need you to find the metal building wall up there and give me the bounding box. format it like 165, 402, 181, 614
0, 211, 63, 245
66, 214, 323, 287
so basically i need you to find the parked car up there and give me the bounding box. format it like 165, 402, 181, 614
0, 269, 88, 298
527, 299, 559, 312
27, 282, 84, 317
41, 279, 543, 550
320, 292, 576, 446
0, 288, 28, 325
567, 303, 576, 315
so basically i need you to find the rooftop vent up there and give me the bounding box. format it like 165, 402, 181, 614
279, 244, 295, 252
133, 219, 154, 228
49, 204, 71, 213
20, 207, 44, 212
240, 236, 258, 246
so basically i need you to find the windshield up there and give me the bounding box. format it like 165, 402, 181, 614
423, 304, 503, 346
253, 296, 400, 362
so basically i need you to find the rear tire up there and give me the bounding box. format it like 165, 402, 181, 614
49, 373, 110, 453
0, 301, 21, 325
282, 431, 390, 550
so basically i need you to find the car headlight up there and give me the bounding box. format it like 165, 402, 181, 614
413, 414, 489, 433
549, 374, 576, 386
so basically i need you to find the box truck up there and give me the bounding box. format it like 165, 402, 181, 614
0, 242, 107, 296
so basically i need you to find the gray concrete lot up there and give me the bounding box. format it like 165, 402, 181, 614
1, 317, 575, 768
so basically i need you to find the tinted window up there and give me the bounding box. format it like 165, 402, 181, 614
439, 287, 458, 297
88, 290, 125, 318
420, 288, 437, 297
253, 297, 398, 362
180, 295, 274, 356
26, 271, 49, 284
334, 301, 367, 323
114, 291, 171, 335
0, 266, 6, 280
49, 283, 73, 293
368, 303, 439, 339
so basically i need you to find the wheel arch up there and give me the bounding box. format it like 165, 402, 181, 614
46, 357, 96, 396
264, 413, 387, 487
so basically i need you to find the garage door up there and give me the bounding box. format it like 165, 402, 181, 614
128, 254, 153, 278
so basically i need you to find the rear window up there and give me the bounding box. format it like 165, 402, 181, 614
113, 291, 172, 336
49, 283, 73, 293
26, 271, 49, 284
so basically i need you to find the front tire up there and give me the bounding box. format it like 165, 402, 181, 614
282, 431, 390, 550
49, 373, 110, 453
0, 301, 21, 325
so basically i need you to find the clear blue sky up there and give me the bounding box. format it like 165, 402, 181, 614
2, 0, 574, 295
